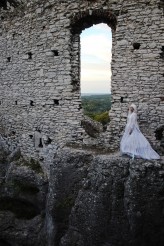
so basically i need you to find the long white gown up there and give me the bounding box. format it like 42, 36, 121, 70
120, 112, 160, 160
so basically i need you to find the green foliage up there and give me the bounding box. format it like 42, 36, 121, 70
82, 94, 111, 113
81, 94, 111, 125
94, 111, 110, 125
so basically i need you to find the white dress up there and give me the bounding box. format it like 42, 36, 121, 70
120, 112, 160, 160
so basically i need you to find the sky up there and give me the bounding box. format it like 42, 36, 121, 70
80, 23, 112, 94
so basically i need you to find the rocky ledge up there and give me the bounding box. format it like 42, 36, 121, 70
48, 148, 164, 246
0, 143, 164, 246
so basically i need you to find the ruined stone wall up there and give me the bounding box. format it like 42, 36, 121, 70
0, 0, 163, 170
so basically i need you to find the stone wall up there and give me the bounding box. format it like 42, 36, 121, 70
0, 0, 163, 170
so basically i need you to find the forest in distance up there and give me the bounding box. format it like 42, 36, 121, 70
81, 94, 111, 125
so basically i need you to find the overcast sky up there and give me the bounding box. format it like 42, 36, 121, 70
80, 23, 112, 94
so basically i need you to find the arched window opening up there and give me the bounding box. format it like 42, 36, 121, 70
80, 23, 112, 126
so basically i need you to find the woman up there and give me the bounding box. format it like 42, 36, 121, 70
120, 104, 160, 160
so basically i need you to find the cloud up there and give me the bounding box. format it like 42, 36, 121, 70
81, 67, 111, 85
93, 23, 112, 32
81, 79, 111, 94
81, 34, 112, 63
82, 61, 111, 70
80, 23, 112, 93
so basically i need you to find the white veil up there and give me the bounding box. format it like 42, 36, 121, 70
129, 103, 137, 113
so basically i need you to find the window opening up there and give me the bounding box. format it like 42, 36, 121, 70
53, 99, 59, 105
38, 138, 43, 148
133, 43, 141, 50
7, 57, 11, 62
28, 52, 33, 59
52, 50, 59, 56
80, 23, 112, 126
160, 46, 164, 58
30, 100, 34, 106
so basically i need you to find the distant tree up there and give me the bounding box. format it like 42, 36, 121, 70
81, 94, 111, 125
82, 94, 111, 113
94, 111, 110, 125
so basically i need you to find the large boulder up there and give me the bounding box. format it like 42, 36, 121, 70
47, 148, 164, 246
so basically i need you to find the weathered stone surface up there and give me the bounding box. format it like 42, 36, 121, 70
155, 125, 164, 154
0, 0, 21, 10
81, 116, 103, 138
0, 142, 48, 246
0, 141, 164, 246
46, 148, 164, 246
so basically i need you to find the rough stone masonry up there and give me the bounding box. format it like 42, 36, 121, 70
0, 0, 164, 172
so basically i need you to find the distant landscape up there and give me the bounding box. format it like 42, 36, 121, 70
81, 94, 111, 125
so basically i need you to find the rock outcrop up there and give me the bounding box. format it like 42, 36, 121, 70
0, 143, 164, 246
47, 149, 164, 246
0, 141, 48, 246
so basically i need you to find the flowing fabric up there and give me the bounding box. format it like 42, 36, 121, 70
120, 112, 160, 160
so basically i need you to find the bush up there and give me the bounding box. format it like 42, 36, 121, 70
93, 111, 110, 125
